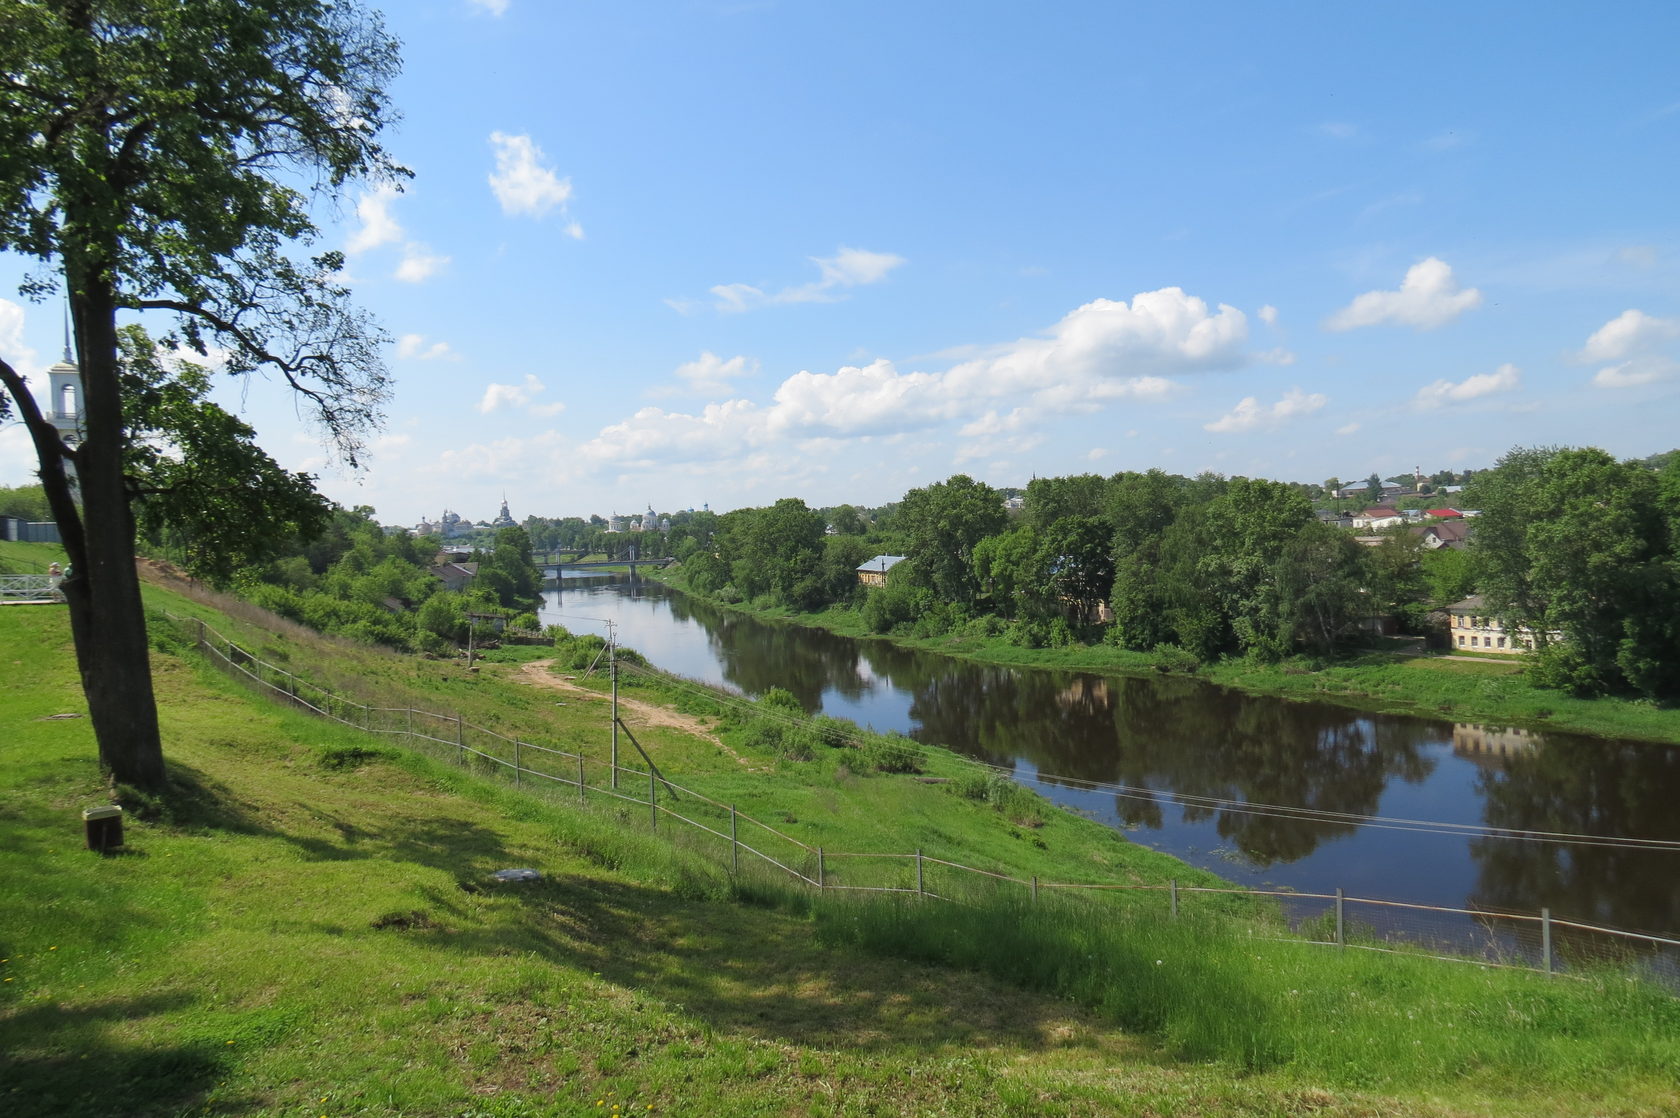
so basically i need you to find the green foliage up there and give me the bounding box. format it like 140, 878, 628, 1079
1469, 446, 1680, 700
119, 326, 331, 586
759, 686, 803, 714
0, 483, 48, 521
553, 633, 609, 671
860, 579, 933, 634
862, 734, 925, 774
1150, 643, 1201, 674
895, 474, 1008, 603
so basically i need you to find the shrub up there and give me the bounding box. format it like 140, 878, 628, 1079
863, 734, 924, 774
1151, 642, 1201, 674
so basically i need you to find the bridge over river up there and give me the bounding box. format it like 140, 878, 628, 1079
538, 555, 675, 579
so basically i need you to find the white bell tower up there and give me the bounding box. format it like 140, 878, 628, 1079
47, 311, 82, 445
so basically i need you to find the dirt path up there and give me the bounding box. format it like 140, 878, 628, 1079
517, 660, 759, 768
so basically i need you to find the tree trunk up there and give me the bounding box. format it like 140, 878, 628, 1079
60, 272, 166, 791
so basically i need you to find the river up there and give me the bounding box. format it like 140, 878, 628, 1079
542, 574, 1680, 944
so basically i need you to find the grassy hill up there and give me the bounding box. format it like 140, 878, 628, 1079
2, 568, 1677, 1117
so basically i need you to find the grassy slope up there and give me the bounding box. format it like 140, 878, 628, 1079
2, 587, 1676, 1117
662, 576, 1680, 746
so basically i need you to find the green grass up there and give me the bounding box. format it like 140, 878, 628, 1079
816, 892, 1680, 1098
0, 538, 67, 572
4, 586, 1680, 1117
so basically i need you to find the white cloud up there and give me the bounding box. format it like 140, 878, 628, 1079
1414, 362, 1521, 409
1579, 309, 1680, 390
395, 334, 458, 361
395, 243, 450, 283
478, 374, 556, 414
343, 185, 447, 283
1325, 257, 1483, 331
672, 351, 759, 395
1593, 358, 1678, 389
345, 184, 405, 255
1258, 304, 1278, 326
1578, 309, 1680, 363
468, 0, 509, 15
0, 300, 48, 479
578, 288, 1261, 474
816, 246, 904, 287
488, 132, 576, 222
1204, 387, 1327, 433
1257, 347, 1296, 365
579, 400, 769, 470
701, 246, 906, 313
0, 298, 42, 374
1336, 422, 1361, 436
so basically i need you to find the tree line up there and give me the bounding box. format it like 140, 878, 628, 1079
668, 449, 1680, 703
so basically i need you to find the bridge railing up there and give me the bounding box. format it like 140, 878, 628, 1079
0, 574, 60, 600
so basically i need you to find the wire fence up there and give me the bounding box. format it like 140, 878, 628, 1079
167, 610, 1680, 990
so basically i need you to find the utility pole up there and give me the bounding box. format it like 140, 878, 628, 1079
608, 619, 619, 789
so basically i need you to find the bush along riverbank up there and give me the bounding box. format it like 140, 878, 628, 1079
652, 567, 1680, 746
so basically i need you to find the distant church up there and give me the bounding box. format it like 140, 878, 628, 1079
47, 319, 83, 493
492, 496, 516, 529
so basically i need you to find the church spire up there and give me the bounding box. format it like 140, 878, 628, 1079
62, 302, 73, 364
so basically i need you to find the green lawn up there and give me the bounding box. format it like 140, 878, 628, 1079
4, 586, 1678, 1118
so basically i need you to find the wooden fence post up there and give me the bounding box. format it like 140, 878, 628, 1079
1336, 888, 1346, 948
1031, 875, 1038, 903
577, 754, 586, 805
915, 848, 924, 896
1170, 879, 1179, 918
513, 740, 522, 787
730, 805, 739, 872
649, 768, 657, 831
817, 847, 825, 891
456, 712, 464, 763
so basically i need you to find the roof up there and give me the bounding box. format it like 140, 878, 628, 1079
1359, 506, 1401, 517
1425, 508, 1463, 519
1447, 595, 1488, 613
857, 555, 907, 572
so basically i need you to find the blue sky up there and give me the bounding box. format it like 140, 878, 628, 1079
3, 0, 1678, 526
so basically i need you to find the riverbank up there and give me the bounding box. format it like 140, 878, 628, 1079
651, 569, 1680, 746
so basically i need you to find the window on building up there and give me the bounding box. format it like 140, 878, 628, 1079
1458, 635, 1466, 647
1497, 636, 1506, 648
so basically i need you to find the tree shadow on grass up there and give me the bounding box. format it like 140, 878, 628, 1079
401, 870, 1123, 1060
0, 993, 253, 1118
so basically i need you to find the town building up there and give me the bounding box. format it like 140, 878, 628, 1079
1444, 595, 1558, 654
856, 555, 906, 587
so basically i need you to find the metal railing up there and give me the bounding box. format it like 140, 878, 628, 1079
1, 574, 60, 600
167, 610, 1680, 989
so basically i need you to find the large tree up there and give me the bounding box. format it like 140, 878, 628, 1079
1469, 446, 1680, 699
896, 474, 1008, 604
0, 0, 403, 789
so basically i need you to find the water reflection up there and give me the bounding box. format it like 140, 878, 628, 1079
1473, 736, 1680, 935
541, 579, 1680, 932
